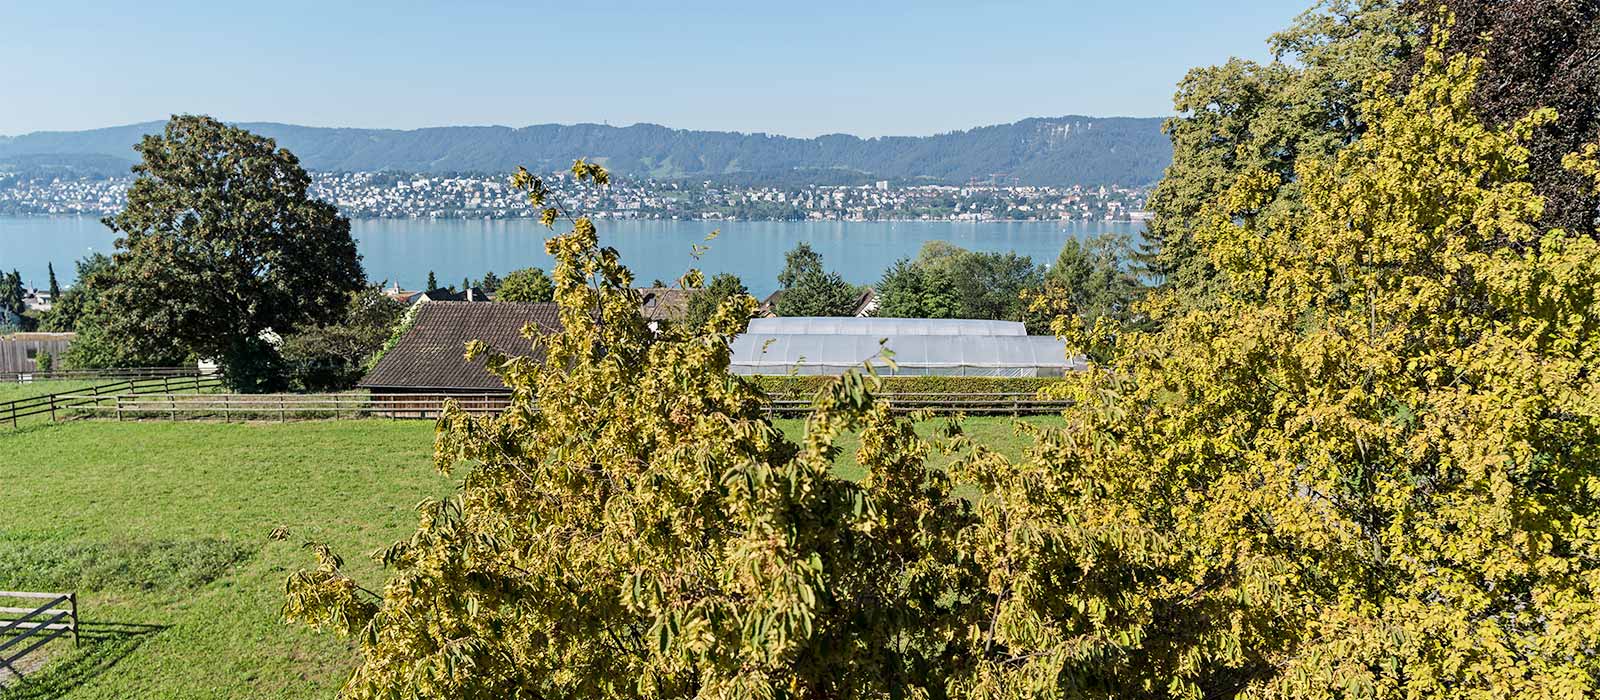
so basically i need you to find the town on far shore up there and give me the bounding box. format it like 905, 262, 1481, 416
0, 170, 1151, 222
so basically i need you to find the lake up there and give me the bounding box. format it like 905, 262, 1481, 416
0, 216, 1143, 297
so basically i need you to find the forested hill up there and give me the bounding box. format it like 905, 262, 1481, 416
0, 116, 1171, 187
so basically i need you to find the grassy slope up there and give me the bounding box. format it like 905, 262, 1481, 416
0, 381, 108, 406
0, 414, 1054, 699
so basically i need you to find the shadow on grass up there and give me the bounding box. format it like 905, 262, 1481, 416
0, 621, 167, 700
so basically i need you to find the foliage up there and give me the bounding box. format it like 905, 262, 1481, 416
874, 258, 961, 319
280, 287, 408, 391
283, 163, 980, 699
495, 267, 556, 302
1400, 0, 1599, 238
79, 115, 364, 390
40, 253, 111, 333
0, 269, 22, 317
46, 262, 59, 300
426, 271, 439, 292
1023, 233, 1147, 334
1143, 0, 1418, 299
1013, 33, 1600, 698
774, 242, 858, 316
283, 29, 1600, 698
479, 271, 502, 295
875, 242, 1040, 322
34, 351, 52, 373
684, 272, 752, 328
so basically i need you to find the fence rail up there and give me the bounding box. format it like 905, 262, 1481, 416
56, 390, 1072, 422
2, 367, 204, 383
0, 374, 223, 427
0, 591, 78, 680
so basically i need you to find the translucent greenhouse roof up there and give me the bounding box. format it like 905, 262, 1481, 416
729, 333, 1083, 377
745, 317, 1026, 337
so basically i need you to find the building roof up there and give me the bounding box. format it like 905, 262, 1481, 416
746, 316, 1026, 337
359, 301, 562, 391
637, 287, 693, 322
729, 333, 1082, 377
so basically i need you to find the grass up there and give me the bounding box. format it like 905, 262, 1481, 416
0, 380, 108, 406
0, 413, 1056, 698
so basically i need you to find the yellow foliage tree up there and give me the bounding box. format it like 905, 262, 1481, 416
282, 27, 1600, 700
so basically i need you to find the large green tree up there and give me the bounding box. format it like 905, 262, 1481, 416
874, 258, 960, 319
86, 115, 363, 389
1143, 0, 1418, 299
495, 267, 555, 302
1040, 233, 1146, 327
774, 243, 857, 316
683, 272, 751, 328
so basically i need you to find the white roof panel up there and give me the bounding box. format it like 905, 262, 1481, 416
746, 316, 1026, 337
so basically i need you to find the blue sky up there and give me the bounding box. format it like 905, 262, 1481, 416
1, 0, 1308, 137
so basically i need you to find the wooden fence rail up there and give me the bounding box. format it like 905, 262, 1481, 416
56, 391, 1073, 422
2, 367, 205, 383
0, 375, 223, 428
0, 591, 78, 679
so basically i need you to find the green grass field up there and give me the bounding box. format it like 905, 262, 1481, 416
0, 414, 1052, 698
0, 381, 109, 406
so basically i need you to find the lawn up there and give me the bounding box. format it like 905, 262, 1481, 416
0, 381, 109, 406
0, 413, 1056, 698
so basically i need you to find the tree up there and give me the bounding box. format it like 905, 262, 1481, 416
1143, 0, 1418, 300
683, 272, 750, 328
479, 271, 502, 295
1037, 233, 1146, 328
0, 270, 22, 317
874, 258, 960, 319
283, 162, 977, 699
1401, 0, 1600, 238
496, 267, 554, 302
426, 271, 438, 291
774, 242, 858, 317
987, 31, 1600, 697
86, 115, 363, 389
279, 287, 407, 391
776, 241, 824, 288
946, 251, 1039, 321
46, 262, 59, 300
42, 254, 111, 333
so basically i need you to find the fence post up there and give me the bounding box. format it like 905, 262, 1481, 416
69, 592, 79, 647
169, 393, 177, 422
116, 395, 123, 422
279, 396, 286, 423
50, 395, 57, 423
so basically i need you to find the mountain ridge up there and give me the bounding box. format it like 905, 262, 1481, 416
0, 116, 1172, 187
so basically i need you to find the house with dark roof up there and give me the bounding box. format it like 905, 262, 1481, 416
358, 301, 561, 395
637, 287, 692, 326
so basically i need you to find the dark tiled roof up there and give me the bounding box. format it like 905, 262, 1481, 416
637, 287, 693, 322
359, 301, 562, 391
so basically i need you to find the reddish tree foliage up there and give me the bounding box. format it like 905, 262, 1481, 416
1404, 0, 1600, 236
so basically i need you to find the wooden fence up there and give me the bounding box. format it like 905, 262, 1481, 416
56, 391, 1072, 422
0, 374, 223, 427
2, 367, 204, 383
0, 591, 78, 679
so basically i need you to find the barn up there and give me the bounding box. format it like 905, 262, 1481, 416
358, 302, 562, 402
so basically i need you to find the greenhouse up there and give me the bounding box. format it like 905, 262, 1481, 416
729, 317, 1083, 377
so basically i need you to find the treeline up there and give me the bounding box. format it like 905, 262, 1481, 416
0, 115, 1171, 187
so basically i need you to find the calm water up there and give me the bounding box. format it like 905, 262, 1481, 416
0, 216, 1142, 297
